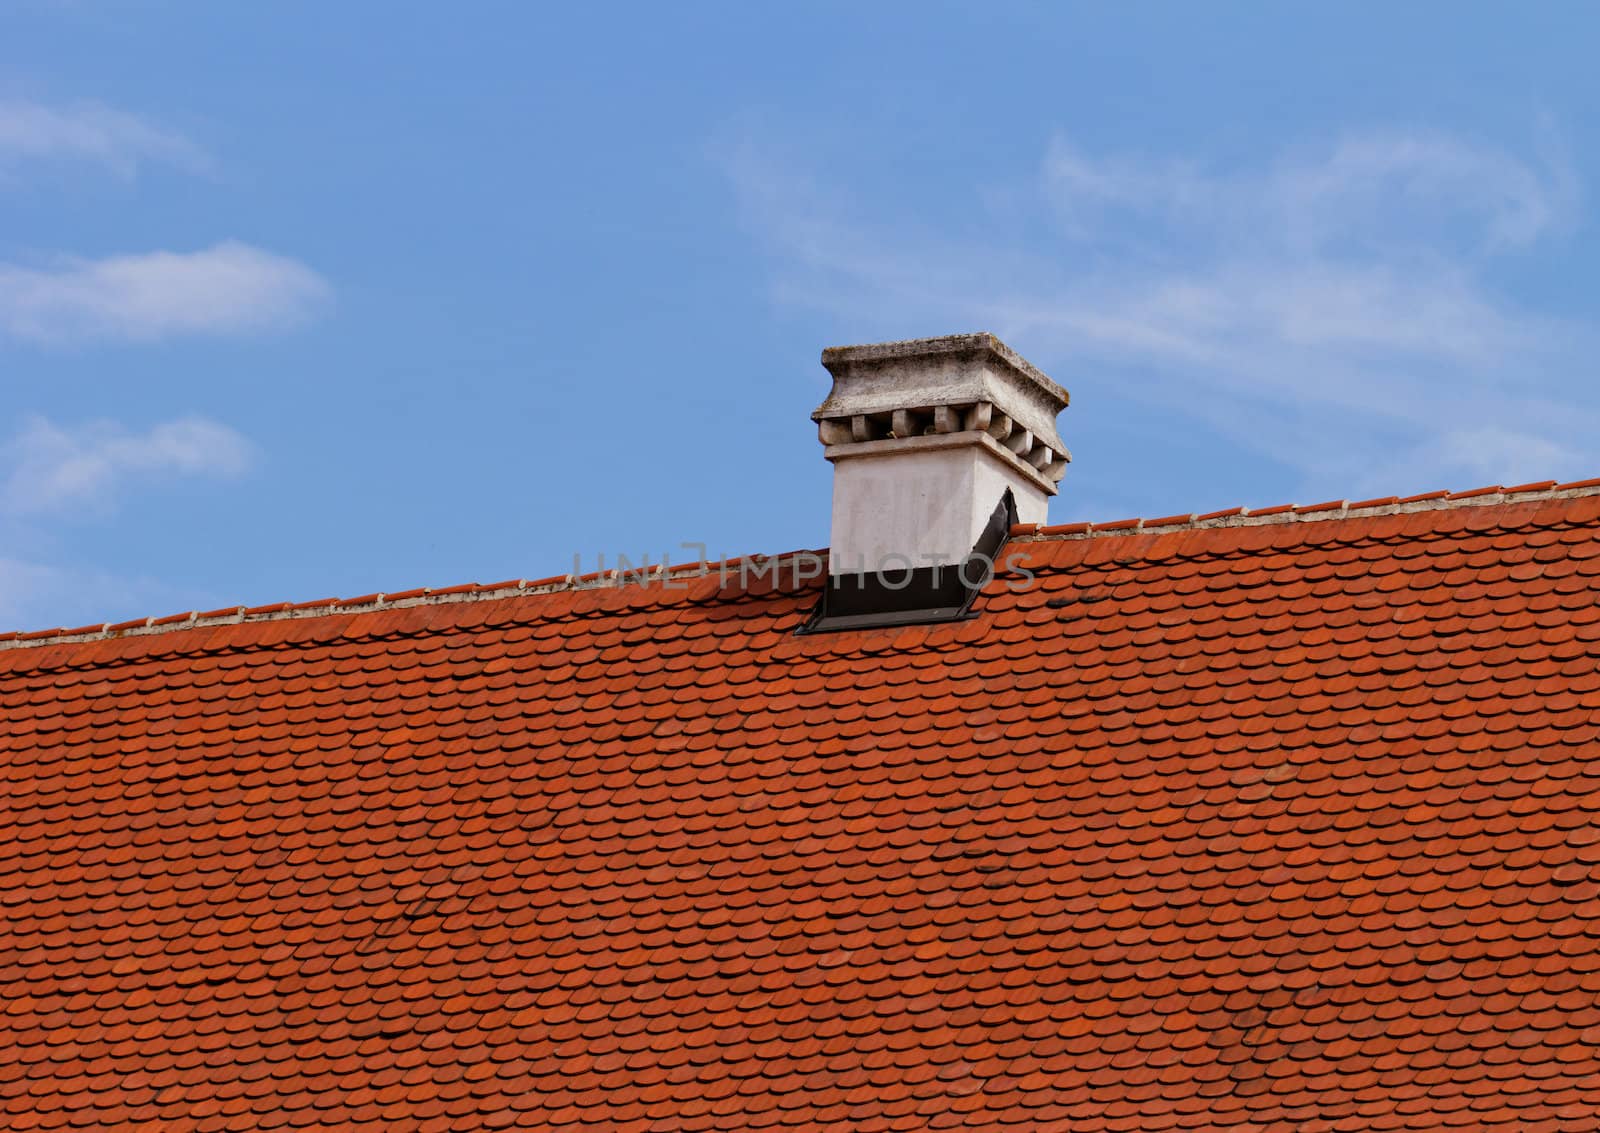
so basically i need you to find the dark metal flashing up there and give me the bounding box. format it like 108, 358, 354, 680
799, 492, 1017, 634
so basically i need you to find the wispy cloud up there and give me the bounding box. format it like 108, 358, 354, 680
0, 414, 253, 517
1041, 130, 1578, 254
0, 556, 63, 627
723, 126, 1596, 498
0, 241, 331, 343
0, 414, 251, 629
0, 555, 95, 629
0, 554, 212, 632
0, 101, 277, 631
0, 98, 209, 179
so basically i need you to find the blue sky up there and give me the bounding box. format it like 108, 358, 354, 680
3, 3, 1599, 630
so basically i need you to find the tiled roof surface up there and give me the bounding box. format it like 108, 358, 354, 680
4, 490, 1600, 1130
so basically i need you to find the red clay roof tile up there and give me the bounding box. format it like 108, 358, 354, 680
2, 488, 1600, 1128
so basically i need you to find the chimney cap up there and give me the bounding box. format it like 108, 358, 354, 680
817, 332, 1068, 410
811, 332, 1070, 492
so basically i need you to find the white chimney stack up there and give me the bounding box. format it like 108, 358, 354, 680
814, 333, 1070, 577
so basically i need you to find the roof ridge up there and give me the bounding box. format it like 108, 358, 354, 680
1010, 477, 1600, 542
0, 547, 829, 653
4, 475, 1598, 652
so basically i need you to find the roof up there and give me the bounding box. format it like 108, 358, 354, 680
4, 482, 1600, 1130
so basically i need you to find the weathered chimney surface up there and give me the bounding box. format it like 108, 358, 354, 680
814, 333, 1070, 576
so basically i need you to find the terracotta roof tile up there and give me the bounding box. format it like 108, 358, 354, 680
2, 489, 1600, 1128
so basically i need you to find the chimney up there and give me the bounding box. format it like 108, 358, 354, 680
804, 333, 1070, 631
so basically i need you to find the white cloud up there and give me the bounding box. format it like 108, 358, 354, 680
0, 557, 66, 626
1041, 130, 1578, 254
0, 99, 208, 179
0, 241, 331, 343
0, 415, 248, 630
1351, 427, 1586, 496
0, 415, 253, 517
0, 554, 215, 632
723, 126, 1597, 498
1265, 132, 1577, 252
